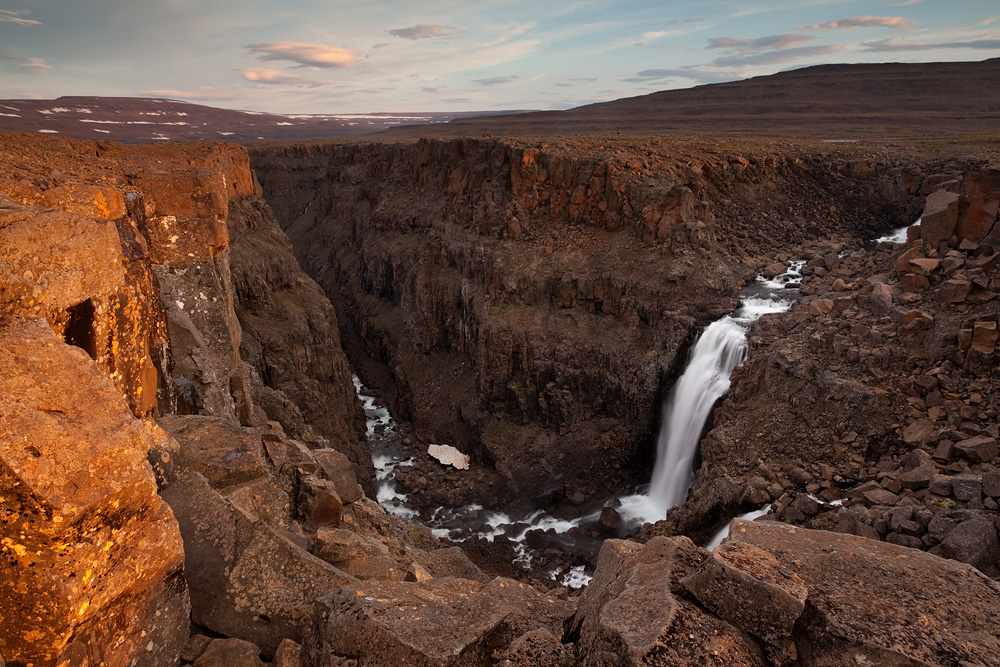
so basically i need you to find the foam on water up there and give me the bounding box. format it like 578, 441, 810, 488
875, 217, 921, 245
705, 504, 773, 551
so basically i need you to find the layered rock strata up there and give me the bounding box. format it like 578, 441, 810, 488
251, 138, 924, 504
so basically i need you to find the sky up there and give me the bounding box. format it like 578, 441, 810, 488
0, 0, 998, 114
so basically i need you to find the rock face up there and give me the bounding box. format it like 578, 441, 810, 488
0, 134, 372, 664
251, 138, 922, 503
573, 520, 1000, 667
721, 519, 1000, 666
0, 317, 189, 667
226, 195, 369, 486
305, 576, 574, 667
161, 472, 357, 655
0, 134, 365, 459
566, 536, 768, 666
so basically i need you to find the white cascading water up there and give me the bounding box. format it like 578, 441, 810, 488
646, 317, 748, 510
618, 262, 803, 524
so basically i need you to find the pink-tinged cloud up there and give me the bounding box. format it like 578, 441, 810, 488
140, 87, 239, 102
0, 9, 39, 26
388, 24, 458, 40
708, 34, 815, 51
711, 44, 845, 67
247, 42, 357, 68
796, 16, 917, 30
0, 49, 49, 70
239, 68, 304, 84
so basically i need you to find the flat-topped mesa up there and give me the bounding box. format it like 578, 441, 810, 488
250, 137, 927, 503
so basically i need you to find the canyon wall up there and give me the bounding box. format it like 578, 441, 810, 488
251, 137, 926, 505
1, 130, 999, 666
0, 135, 370, 663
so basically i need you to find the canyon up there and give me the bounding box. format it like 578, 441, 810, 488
2, 62, 1000, 666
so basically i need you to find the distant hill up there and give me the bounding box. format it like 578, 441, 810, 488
3, 59, 998, 143
0, 96, 532, 143
384, 58, 1000, 139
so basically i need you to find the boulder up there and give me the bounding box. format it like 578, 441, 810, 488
930, 515, 1000, 573
226, 475, 298, 533
902, 419, 936, 447
729, 519, 1000, 666
306, 578, 510, 666
565, 537, 768, 666
313, 528, 398, 580
936, 276, 972, 303
273, 639, 303, 667
314, 448, 365, 503
497, 629, 576, 667
681, 540, 807, 648
954, 436, 999, 464
298, 477, 345, 527
0, 317, 189, 667
422, 546, 490, 584
192, 638, 267, 667
951, 474, 983, 502
971, 321, 998, 355
869, 282, 894, 315
158, 414, 269, 489
921, 189, 960, 248
161, 472, 356, 655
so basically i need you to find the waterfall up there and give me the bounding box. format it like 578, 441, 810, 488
646, 317, 748, 511
618, 263, 803, 525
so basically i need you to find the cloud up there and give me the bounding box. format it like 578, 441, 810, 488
622, 68, 737, 84
0, 49, 49, 70
891, 0, 922, 5
247, 42, 357, 68
711, 44, 845, 67
796, 16, 917, 30
239, 68, 305, 84
0, 9, 39, 26
860, 38, 1000, 52
708, 34, 814, 51
389, 24, 458, 40
472, 75, 518, 86
980, 17, 999, 26
140, 87, 239, 102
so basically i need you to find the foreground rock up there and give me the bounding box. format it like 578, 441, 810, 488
566, 536, 768, 666
709, 519, 1000, 666
0, 317, 188, 667
306, 576, 574, 666
162, 472, 357, 655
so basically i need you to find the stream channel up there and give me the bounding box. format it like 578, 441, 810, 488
353, 260, 806, 588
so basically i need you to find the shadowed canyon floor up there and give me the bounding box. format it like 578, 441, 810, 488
2, 58, 1000, 666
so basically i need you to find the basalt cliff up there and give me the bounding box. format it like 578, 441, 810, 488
1, 127, 999, 667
